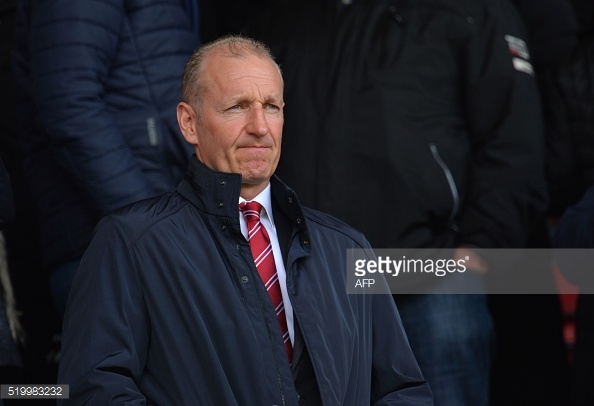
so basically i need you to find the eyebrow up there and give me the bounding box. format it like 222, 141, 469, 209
263, 96, 283, 105
227, 94, 283, 106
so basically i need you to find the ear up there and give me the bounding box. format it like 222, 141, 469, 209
177, 102, 199, 145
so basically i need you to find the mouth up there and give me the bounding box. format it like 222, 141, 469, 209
238, 145, 273, 152
239, 144, 271, 148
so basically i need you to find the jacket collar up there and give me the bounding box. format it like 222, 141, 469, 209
177, 156, 309, 243
177, 155, 243, 219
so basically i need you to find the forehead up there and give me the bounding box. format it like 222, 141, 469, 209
202, 53, 283, 96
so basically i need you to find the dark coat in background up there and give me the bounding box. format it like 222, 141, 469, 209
247, 1, 556, 405
0, 0, 61, 390
11, 0, 198, 272
516, 0, 594, 215
0, 0, 15, 230
0, 159, 13, 229
545, 2, 594, 405
249, 0, 548, 252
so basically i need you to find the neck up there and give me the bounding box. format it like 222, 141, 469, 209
240, 181, 270, 201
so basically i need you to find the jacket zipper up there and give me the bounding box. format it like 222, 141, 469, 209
429, 144, 460, 224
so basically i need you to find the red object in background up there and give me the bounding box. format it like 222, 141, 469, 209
554, 264, 578, 363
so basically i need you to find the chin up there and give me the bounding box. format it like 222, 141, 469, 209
241, 170, 274, 185
240, 163, 276, 180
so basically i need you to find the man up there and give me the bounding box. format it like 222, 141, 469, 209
57, 36, 432, 405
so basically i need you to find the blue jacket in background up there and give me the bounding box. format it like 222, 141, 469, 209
11, 0, 198, 271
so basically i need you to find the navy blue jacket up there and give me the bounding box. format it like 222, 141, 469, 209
57, 157, 433, 405
12, 0, 198, 271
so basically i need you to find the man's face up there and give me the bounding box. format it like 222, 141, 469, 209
179, 53, 284, 198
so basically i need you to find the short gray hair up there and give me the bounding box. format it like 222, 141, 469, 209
181, 35, 283, 114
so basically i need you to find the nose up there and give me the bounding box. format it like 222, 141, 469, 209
245, 105, 269, 137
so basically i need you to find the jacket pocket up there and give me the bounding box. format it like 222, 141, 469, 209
429, 143, 460, 225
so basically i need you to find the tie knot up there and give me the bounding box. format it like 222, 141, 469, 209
239, 201, 263, 220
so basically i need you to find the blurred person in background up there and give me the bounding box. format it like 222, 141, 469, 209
2, 0, 61, 398
11, 0, 200, 320
247, 0, 549, 404
541, 1, 594, 404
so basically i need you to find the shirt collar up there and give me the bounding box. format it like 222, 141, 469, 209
238, 183, 275, 227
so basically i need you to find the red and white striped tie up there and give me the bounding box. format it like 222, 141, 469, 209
240, 201, 292, 363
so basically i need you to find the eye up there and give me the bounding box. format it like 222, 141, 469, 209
264, 103, 280, 111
